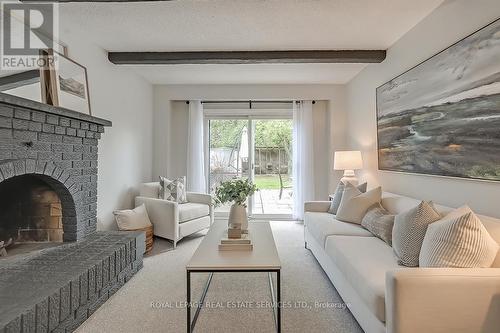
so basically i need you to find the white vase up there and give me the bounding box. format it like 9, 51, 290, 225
228, 203, 248, 232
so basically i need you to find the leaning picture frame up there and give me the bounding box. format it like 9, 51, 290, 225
40, 49, 92, 115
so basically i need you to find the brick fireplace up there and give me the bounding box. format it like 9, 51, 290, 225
0, 93, 144, 332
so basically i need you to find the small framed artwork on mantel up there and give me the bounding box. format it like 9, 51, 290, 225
40, 49, 92, 116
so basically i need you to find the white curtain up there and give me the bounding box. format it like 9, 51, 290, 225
187, 100, 206, 193
292, 101, 315, 220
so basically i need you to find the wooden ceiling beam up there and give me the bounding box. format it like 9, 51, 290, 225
108, 50, 386, 65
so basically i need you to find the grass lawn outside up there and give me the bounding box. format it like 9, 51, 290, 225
254, 174, 292, 190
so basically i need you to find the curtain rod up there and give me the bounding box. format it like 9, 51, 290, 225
185, 100, 316, 104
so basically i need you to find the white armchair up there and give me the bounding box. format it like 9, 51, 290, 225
135, 182, 213, 248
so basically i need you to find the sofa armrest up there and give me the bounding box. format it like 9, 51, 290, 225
186, 192, 214, 225
386, 268, 500, 333
186, 192, 213, 206
135, 196, 179, 241
304, 201, 331, 213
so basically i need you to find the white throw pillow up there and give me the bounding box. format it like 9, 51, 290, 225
328, 181, 367, 215
420, 206, 499, 268
159, 176, 187, 203
335, 183, 382, 224
114, 204, 153, 230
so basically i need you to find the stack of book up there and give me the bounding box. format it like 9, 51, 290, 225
218, 232, 253, 251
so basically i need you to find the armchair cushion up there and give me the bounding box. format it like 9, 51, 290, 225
179, 203, 210, 223
139, 182, 160, 198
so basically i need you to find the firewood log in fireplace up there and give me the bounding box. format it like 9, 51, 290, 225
0, 238, 13, 257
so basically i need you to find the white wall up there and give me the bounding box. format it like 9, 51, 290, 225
59, 31, 154, 230
153, 84, 349, 200
346, 0, 500, 217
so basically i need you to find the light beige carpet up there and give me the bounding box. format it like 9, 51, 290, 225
76, 221, 363, 333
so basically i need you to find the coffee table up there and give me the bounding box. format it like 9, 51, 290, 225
186, 220, 282, 332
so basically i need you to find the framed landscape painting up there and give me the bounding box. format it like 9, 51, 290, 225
376, 18, 500, 181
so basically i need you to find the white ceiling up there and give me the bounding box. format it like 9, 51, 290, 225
59, 0, 444, 84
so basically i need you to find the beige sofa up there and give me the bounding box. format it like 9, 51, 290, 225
135, 182, 213, 248
304, 192, 500, 333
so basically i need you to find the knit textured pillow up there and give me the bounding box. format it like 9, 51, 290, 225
328, 181, 367, 215
159, 176, 187, 203
420, 206, 499, 268
392, 201, 441, 267
361, 203, 395, 246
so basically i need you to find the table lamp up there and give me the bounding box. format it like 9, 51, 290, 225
334, 150, 363, 185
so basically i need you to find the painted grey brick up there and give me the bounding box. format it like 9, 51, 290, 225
58, 117, 70, 126
22, 308, 35, 333
63, 135, 82, 144
51, 143, 72, 153
28, 121, 42, 132
44, 162, 56, 176
35, 299, 48, 333
88, 266, 96, 300
70, 279, 80, 312
89, 124, 98, 132
4, 316, 21, 333
31, 141, 51, 151
63, 152, 82, 160
48, 293, 60, 331
80, 122, 89, 130
54, 126, 65, 135
26, 159, 36, 173
38, 151, 62, 161
82, 138, 97, 145
13, 130, 37, 141
35, 161, 46, 174
13, 148, 37, 159
12, 118, 29, 130
72, 160, 90, 168
0, 105, 14, 117
39, 132, 62, 143
70, 119, 81, 129
42, 123, 55, 133
82, 152, 98, 160
66, 127, 77, 136
59, 285, 71, 322
46, 115, 59, 125
14, 108, 30, 120
0, 162, 15, 179
0, 128, 13, 139
79, 272, 88, 305
31, 111, 45, 123
13, 160, 25, 175
0, 116, 12, 128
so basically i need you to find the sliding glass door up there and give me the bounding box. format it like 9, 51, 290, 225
251, 119, 293, 216
207, 116, 293, 218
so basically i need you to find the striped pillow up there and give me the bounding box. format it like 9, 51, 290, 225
420, 206, 499, 268
392, 201, 441, 267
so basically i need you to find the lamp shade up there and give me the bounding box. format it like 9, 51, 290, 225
334, 151, 363, 170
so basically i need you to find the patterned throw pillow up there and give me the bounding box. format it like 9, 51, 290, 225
392, 201, 441, 267
328, 181, 367, 215
420, 206, 499, 268
361, 203, 395, 246
336, 183, 382, 224
159, 176, 187, 203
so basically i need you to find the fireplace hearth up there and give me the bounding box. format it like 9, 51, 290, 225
0, 93, 144, 332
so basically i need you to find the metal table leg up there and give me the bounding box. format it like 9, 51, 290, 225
186, 270, 191, 333
277, 270, 281, 333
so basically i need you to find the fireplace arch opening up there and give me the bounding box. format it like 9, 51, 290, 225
0, 174, 76, 257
